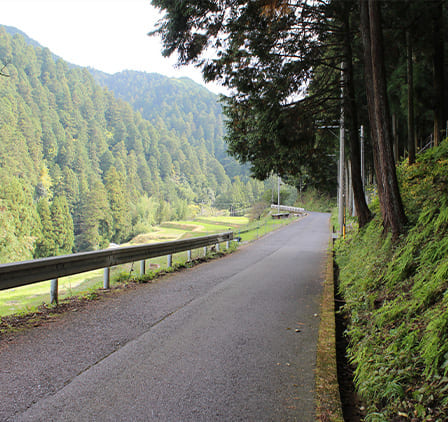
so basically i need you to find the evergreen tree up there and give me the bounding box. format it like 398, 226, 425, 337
50, 195, 74, 255
151, 0, 436, 234
360, 0, 407, 236
0, 171, 41, 262
75, 180, 111, 251
104, 166, 132, 243
35, 198, 55, 258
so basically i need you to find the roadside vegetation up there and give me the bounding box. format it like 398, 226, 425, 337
0, 212, 294, 319
335, 139, 448, 421
296, 187, 335, 213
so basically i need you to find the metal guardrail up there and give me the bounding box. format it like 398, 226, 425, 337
270, 204, 305, 213
0, 232, 233, 301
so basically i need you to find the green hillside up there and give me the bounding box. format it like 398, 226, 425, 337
336, 139, 448, 420
90, 69, 248, 179
0, 27, 264, 263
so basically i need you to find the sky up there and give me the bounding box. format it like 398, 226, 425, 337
2, 0, 224, 94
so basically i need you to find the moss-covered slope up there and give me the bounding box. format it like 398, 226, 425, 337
336, 139, 448, 421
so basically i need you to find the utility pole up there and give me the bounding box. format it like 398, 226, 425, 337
360, 125, 365, 188
360, 124, 368, 205
277, 175, 281, 214
338, 62, 345, 236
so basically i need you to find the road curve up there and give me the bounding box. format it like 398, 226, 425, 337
2, 212, 330, 422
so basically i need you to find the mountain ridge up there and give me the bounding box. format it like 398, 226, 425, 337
1, 24, 247, 180
0, 25, 262, 262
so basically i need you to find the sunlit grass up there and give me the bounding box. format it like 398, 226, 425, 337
237, 217, 292, 242
196, 216, 248, 225
0, 269, 102, 315
0, 213, 296, 317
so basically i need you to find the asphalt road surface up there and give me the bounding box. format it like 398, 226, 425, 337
1, 212, 330, 421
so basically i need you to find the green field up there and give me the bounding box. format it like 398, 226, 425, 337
0, 214, 293, 317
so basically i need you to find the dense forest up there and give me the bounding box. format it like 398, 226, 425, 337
0, 26, 266, 263
91, 69, 246, 180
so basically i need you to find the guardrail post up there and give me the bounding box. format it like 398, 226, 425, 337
140, 259, 146, 275
50, 279, 58, 304
226, 240, 230, 249
167, 254, 172, 268
203, 246, 207, 256
103, 267, 110, 289
187, 250, 192, 261
216, 243, 220, 252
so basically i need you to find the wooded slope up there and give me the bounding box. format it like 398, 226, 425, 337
336, 139, 448, 420
0, 26, 263, 262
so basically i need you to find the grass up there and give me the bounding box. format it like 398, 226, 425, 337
194, 216, 249, 225
237, 217, 293, 242
0, 213, 293, 318
0, 267, 120, 316
335, 139, 448, 421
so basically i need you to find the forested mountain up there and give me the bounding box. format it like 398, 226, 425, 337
0, 26, 264, 262
90, 70, 246, 178
1, 25, 46, 52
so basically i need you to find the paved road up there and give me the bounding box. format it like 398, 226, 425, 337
1, 212, 330, 421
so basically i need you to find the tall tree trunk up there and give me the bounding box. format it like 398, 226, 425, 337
406, 30, 416, 164
342, 6, 372, 227
432, 0, 445, 146
359, 0, 384, 218
360, 0, 407, 238
392, 113, 399, 164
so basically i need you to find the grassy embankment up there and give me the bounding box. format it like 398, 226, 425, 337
335, 139, 448, 421
0, 214, 292, 318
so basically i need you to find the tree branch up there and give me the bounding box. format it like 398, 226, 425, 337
0, 61, 10, 77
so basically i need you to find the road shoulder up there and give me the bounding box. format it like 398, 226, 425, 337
315, 234, 344, 421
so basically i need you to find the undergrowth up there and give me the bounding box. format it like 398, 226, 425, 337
335, 139, 448, 421
296, 187, 336, 212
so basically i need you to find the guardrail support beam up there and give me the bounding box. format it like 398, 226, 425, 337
140, 260, 146, 275
103, 267, 110, 289
203, 246, 207, 256
50, 278, 58, 305
167, 254, 172, 268
187, 250, 192, 261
